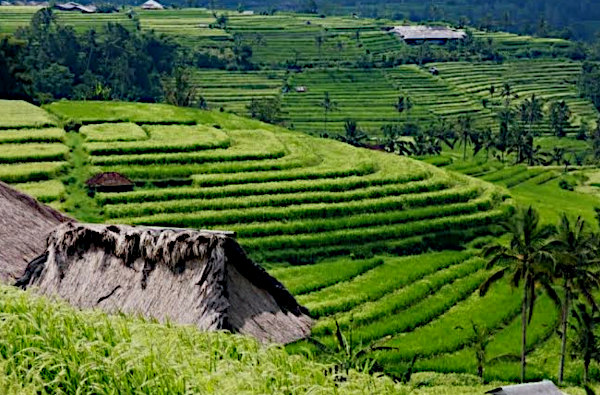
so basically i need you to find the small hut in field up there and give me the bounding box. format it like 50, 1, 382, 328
17, 223, 312, 344
0, 181, 71, 283
141, 0, 163, 10
86, 172, 134, 193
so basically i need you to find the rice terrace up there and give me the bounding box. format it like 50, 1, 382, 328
2, 0, 600, 394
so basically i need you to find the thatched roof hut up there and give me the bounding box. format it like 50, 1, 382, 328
86, 172, 134, 193
17, 223, 312, 344
0, 181, 71, 283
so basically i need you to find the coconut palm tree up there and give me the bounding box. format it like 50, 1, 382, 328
551, 215, 600, 384
320, 91, 337, 134
456, 114, 475, 160
519, 94, 544, 135
480, 206, 556, 382
338, 119, 367, 147
570, 302, 600, 384
549, 100, 571, 138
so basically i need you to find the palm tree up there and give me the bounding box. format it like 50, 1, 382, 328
480, 206, 556, 382
394, 95, 413, 121
320, 91, 337, 134
500, 82, 518, 106
570, 302, 600, 384
549, 100, 571, 138
496, 106, 515, 163
519, 94, 544, 135
456, 114, 475, 160
551, 215, 600, 384
338, 119, 367, 147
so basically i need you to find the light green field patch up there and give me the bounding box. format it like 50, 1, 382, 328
0, 128, 65, 144
44, 101, 202, 124
0, 161, 67, 183
12, 179, 66, 203
80, 123, 148, 142
0, 100, 56, 129
0, 143, 69, 163
84, 124, 230, 155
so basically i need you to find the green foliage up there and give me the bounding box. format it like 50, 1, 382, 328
247, 97, 281, 123
0, 285, 404, 394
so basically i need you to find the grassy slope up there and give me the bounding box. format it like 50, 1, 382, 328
0, 101, 597, 390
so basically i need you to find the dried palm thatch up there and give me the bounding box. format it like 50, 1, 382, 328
17, 222, 312, 344
0, 181, 71, 283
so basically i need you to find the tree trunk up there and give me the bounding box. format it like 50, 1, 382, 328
558, 287, 570, 384
521, 285, 528, 383
323, 110, 327, 134
463, 138, 467, 160
584, 358, 590, 384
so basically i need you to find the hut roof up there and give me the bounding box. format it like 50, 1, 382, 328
0, 181, 71, 283
391, 25, 466, 41
86, 172, 134, 188
486, 380, 564, 395
141, 0, 164, 9
55, 2, 97, 12
17, 223, 312, 344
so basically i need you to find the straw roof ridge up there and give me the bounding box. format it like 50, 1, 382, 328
18, 222, 309, 328
0, 181, 71, 283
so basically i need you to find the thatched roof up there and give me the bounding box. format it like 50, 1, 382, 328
0, 181, 71, 283
17, 223, 312, 344
86, 172, 134, 188
486, 380, 564, 394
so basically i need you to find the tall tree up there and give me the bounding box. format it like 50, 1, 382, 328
549, 100, 572, 138
320, 91, 337, 134
570, 302, 600, 385
456, 114, 475, 160
520, 94, 544, 135
551, 215, 600, 384
480, 206, 556, 382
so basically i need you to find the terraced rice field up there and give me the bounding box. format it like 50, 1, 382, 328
225, 13, 401, 66
282, 69, 408, 134
431, 59, 599, 132
0, 101, 66, 198
0, 99, 591, 383
192, 70, 286, 113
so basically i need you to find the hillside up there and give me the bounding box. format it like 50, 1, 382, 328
0, 99, 592, 386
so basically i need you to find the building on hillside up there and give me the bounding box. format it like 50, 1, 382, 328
141, 0, 164, 10
295, 86, 307, 93
0, 1, 11, 5
0, 181, 72, 283
86, 172, 134, 193
486, 380, 564, 394
391, 25, 466, 45
54, 2, 97, 12
17, 222, 313, 344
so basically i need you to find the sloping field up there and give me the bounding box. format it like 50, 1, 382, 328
192, 70, 286, 113
0, 100, 584, 384
282, 69, 420, 134
431, 60, 599, 132
44, 101, 507, 264
0, 101, 66, 200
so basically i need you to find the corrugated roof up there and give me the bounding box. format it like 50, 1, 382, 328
392, 25, 466, 41
486, 380, 565, 395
